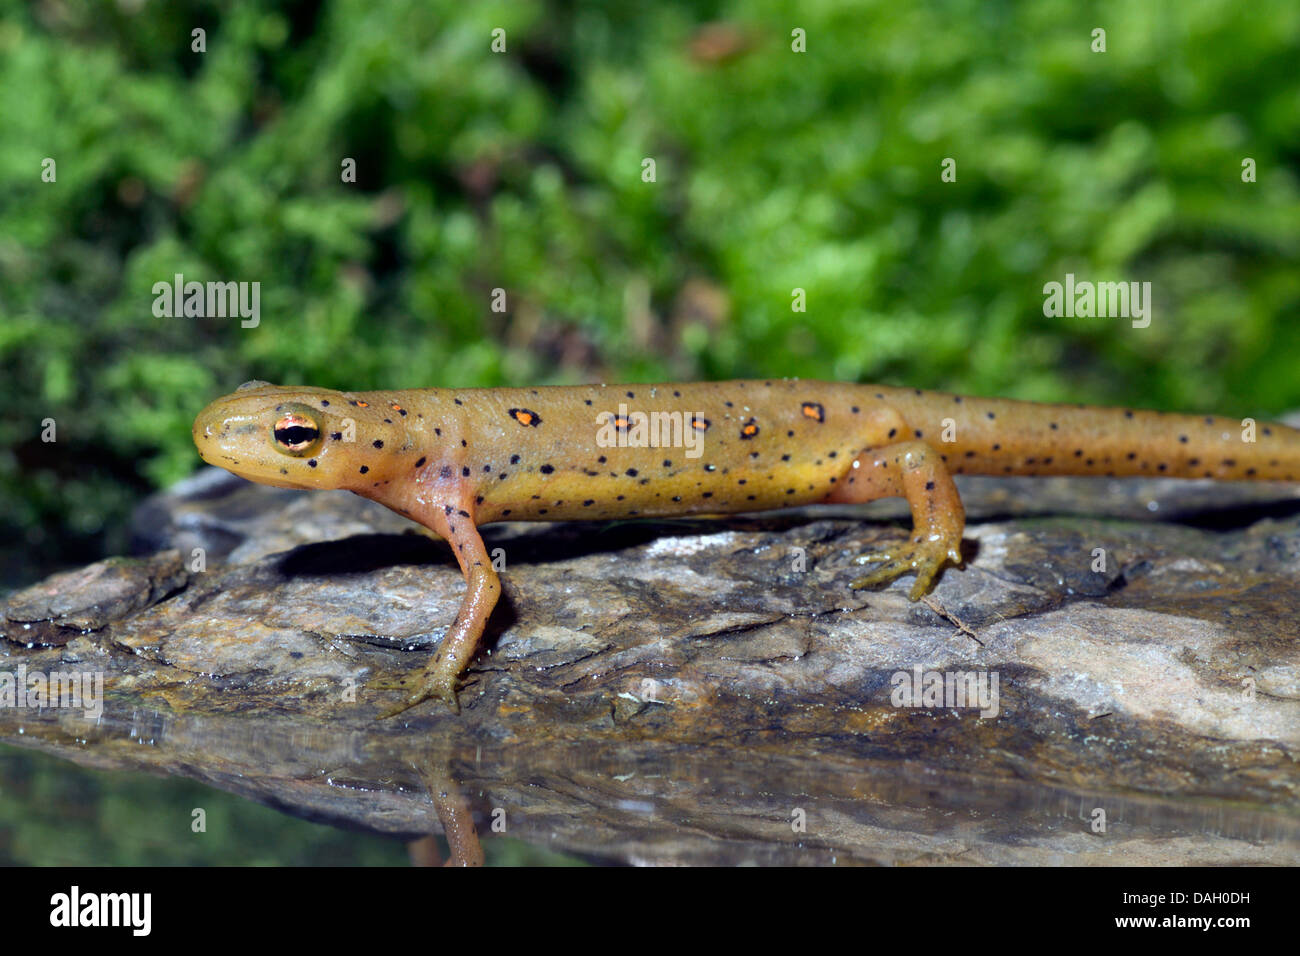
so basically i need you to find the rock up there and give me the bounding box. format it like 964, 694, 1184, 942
2, 466, 1298, 865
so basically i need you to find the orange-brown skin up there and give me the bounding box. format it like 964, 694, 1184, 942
193, 379, 1300, 712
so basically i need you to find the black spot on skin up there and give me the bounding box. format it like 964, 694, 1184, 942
320, 400, 330, 406
511, 454, 522, 465
597, 455, 606, 464
330, 432, 342, 441
476, 495, 484, 504
373, 439, 383, 449
888, 428, 897, 438
781, 454, 791, 461
416, 457, 426, 468
308, 459, 317, 467
509, 408, 542, 427
360, 465, 369, 474
384, 418, 392, 424
627, 391, 635, 398
663, 459, 672, 467
435, 428, 442, 436
458, 509, 470, 517
1179, 435, 1189, 443
1124, 410, 1134, 419
986, 412, 995, 420
454, 398, 463, 405
925, 481, 935, 490
540, 464, 555, 474
462, 466, 470, 477
483, 464, 491, 472
625, 468, 638, 477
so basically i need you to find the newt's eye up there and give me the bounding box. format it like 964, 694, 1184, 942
272, 411, 322, 455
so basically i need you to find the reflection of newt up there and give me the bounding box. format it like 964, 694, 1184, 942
194, 379, 1300, 712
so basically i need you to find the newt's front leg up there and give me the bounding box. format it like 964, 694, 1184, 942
824, 440, 965, 598
383, 508, 501, 715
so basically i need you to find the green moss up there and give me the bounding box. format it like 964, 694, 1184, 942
1, 0, 1298, 575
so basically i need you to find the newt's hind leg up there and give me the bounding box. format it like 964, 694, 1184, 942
824, 441, 965, 599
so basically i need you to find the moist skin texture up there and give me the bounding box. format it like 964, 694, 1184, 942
194, 379, 1300, 713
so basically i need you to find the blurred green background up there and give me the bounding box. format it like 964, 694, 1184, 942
1, 0, 1298, 863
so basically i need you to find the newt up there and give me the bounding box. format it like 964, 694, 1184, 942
192, 379, 1300, 713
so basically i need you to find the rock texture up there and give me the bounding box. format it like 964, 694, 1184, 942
3, 466, 1299, 865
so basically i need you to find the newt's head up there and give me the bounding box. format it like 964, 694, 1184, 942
193, 381, 410, 490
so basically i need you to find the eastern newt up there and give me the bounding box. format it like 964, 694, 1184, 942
192, 379, 1300, 712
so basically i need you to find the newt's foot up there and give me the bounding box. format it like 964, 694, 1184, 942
849, 534, 962, 600
376, 670, 461, 718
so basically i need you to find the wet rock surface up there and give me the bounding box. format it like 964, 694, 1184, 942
2, 467, 1298, 864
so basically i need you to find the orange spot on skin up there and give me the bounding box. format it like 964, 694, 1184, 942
509, 408, 542, 427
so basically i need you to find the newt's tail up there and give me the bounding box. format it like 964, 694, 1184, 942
877, 386, 1300, 482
